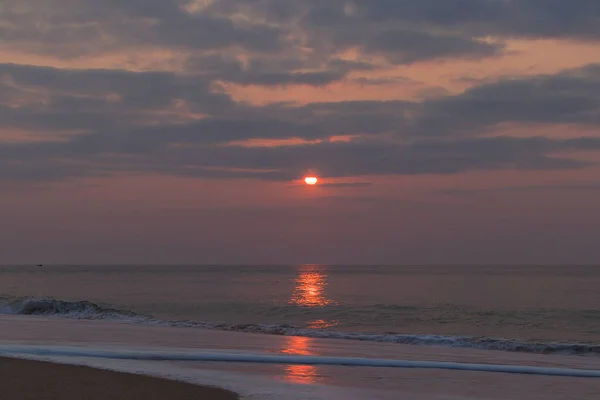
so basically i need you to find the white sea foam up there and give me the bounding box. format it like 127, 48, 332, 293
1, 345, 600, 378
2, 297, 600, 356
0, 297, 143, 320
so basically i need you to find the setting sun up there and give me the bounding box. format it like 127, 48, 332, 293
304, 176, 318, 185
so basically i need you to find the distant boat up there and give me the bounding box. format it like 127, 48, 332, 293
36, 264, 43, 267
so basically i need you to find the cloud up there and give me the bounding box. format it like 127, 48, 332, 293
438, 183, 600, 196
0, 0, 508, 72
413, 63, 600, 136
4, 62, 600, 148
0, 0, 286, 58
2, 59, 600, 184
185, 53, 354, 86
0, 62, 236, 133
320, 182, 374, 188
351, 76, 416, 86
1, 62, 415, 139
3, 0, 600, 86
305, 23, 504, 64
203, 0, 600, 67
2, 0, 600, 187
1, 133, 598, 184
298, 0, 600, 41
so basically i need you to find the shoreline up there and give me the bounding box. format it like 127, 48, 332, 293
3, 315, 600, 400
0, 356, 239, 400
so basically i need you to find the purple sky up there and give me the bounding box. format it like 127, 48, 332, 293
1, 1, 600, 264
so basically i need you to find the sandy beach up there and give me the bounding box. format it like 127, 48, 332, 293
0, 356, 238, 400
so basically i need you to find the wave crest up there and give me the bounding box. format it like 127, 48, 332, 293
1, 297, 144, 320
2, 297, 600, 356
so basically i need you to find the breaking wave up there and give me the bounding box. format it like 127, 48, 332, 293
2, 345, 600, 378
2, 297, 600, 356
0, 297, 144, 321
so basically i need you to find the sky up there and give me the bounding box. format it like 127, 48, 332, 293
1, 0, 600, 265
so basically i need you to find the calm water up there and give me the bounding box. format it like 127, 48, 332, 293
1, 265, 600, 345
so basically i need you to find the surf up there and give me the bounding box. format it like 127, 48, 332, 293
1, 345, 600, 378
2, 296, 600, 356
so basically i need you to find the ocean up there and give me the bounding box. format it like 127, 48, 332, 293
1, 264, 600, 399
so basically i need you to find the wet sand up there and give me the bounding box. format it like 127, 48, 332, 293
0, 356, 238, 400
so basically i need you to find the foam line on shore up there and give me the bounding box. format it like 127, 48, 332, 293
1, 345, 599, 378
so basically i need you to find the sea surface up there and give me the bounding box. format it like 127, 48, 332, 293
1, 264, 600, 353
2, 264, 600, 399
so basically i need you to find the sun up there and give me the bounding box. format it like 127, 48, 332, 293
304, 176, 318, 185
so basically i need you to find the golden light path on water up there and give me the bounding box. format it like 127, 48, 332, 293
284, 265, 339, 384
281, 336, 320, 384
289, 265, 337, 308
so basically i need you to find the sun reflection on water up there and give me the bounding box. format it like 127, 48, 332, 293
281, 336, 319, 384
289, 264, 337, 307
281, 265, 340, 383
307, 319, 338, 329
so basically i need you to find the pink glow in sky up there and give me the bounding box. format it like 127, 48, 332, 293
1, 1, 600, 264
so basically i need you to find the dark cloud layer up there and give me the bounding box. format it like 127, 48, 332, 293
2, 1, 600, 185
206, 0, 600, 66
1, 0, 285, 57
414, 64, 600, 136
2, 132, 599, 183
356, 0, 600, 40
3, 0, 600, 85
185, 53, 353, 86
257, 0, 600, 41
2, 58, 600, 182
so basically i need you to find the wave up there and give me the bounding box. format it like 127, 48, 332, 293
0, 297, 145, 321
2, 345, 600, 378
2, 297, 600, 356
